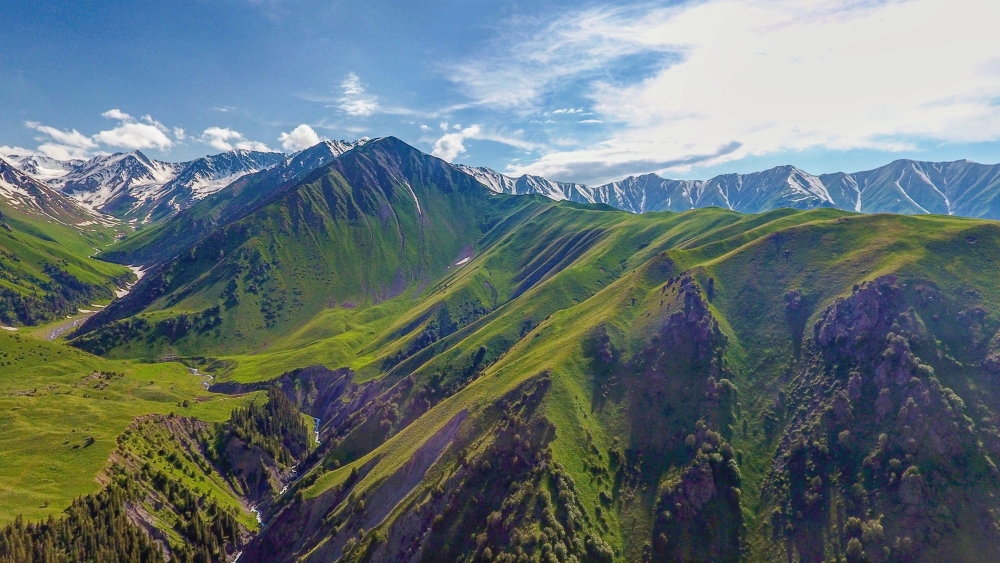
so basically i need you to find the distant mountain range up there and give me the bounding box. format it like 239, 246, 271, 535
2, 139, 369, 223
5, 140, 1000, 223
0, 156, 112, 227
459, 159, 1000, 218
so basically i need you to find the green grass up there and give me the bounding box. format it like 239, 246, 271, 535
0, 330, 260, 525
267, 207, 1000, 561
0, 199, 132, 327
10, 142, 1000, 562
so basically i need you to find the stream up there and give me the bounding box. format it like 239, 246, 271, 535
189, 367, 214, 390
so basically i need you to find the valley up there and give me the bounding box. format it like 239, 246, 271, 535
2, 138, 1000, 562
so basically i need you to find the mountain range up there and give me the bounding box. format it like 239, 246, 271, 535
7, 141, 1000, 226
3, 139, 369, 223
3, 136, 1000, 563
459, 159, 1000, 218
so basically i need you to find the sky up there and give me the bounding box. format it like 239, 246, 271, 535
2, 0, 1000, 184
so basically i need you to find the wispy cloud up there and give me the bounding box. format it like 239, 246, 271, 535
0, 145, 38, 158
337, 73, 379, 117
446, 0, 1000, 183
26, 122, 98, 150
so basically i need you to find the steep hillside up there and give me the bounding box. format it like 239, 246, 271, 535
0, 157, 131, 326
8, 137, 1000, 562
223, 209, 1000, 563
101, 139, 371, 267
73, 137, 535, 355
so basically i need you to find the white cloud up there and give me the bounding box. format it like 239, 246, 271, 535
141, 114, 170, 133
101, 108, 133, 122
200, 127, 242, 151
432, 129, 471, 162
338, 73, 379, 117
278, 124, 322, 151
0, 145, 36, 158
432, 124, 545, 162
25, 121, 100, 160
236, 140, 274, 152
200, 127, 274, 152
578, 119, 603, 124
451, 0, 1000, 183
26, 122, 98, 150
420, 124, 432, 132
94, 122, 174, 151
22, 109, 184, 159
89, 109, 174, 151
36, 143, 93, 161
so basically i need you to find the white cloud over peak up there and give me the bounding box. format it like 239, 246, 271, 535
432, 126, 479, 162
24, 109, 180, 160
450, 0, 1000, 183
278, 124, 322, 151
200, 127, 274, 152
94, 109, 174, 151
0, 145, 37, 158
237, 140, 274, 152
26, 121, 99, 160
338, 73, 379, 117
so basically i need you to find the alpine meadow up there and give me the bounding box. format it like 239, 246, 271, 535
4, 1, 1000, 562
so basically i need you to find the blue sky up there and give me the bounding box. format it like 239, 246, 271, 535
2, 0, 999, 184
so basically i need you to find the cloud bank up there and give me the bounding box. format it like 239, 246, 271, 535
19, 109, 276, 160
444, 0, 1000, 183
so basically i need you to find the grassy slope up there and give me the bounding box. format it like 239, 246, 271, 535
0, 330, 261, 525
73, 139, 538, 358
246, 208, 1000, 561
0, 198, 133, 326
12, 134, 1000, 562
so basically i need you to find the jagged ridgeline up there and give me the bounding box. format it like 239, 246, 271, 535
14, 136, 1000, 562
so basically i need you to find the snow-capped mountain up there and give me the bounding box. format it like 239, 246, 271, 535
456, 159, 1000, 219
0, 156, 113, 226
142, 150, 287, 222
57, 151, 183, 219
454, 164, 592, 202
9, 138, 1000, 224
7, 154, 83, 183
4, 140, 373, 224
6, 149, 287, 223
280, 138, 371, 181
